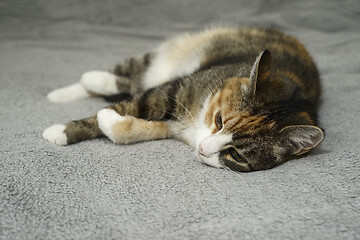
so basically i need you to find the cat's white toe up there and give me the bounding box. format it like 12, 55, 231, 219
43, 124, 68, 145
97, 109, 125, 142
80, 71, 118, 95
47, 83, 91, 103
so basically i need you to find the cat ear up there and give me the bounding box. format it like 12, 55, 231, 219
242, 49, 272, 99
278, 125, 324, 156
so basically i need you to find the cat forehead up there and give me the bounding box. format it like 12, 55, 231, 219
231, 131, 274, 147
213, 77, 249, 104
222, 109, 275, 135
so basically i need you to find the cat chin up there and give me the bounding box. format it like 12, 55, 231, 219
196, 151, 223, 169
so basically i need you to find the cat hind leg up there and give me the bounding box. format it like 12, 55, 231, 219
46, 82, 93, 103
80, 71, 128, 96
47, 52, 154, 103
46, 71, 125, 103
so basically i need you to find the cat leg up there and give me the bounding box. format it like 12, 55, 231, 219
111, 52, 155, 94
46, 71, 126, 103
80, 71, 120, 96
44, 79, 178, 145
46, 83, 93, 103
43, 86, 169, 145
97, 109, 169, 144
81, 52, 155, 96
43, 116, 102, 145
47, 52, 155, 103
42, 109, 169, 146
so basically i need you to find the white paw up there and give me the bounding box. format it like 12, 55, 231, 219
43, 124, 68, 145
47, 83, 91, 103
97, 109, 125, 142
80, 71, 118, 95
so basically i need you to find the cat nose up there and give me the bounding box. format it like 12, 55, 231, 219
198, 134, 232, 158
198, 144, 212, 158
199, 145, 208, 157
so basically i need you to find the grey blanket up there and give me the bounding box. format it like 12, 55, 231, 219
1, 0, 359, 239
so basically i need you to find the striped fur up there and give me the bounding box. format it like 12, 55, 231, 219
43, 27, 324, 172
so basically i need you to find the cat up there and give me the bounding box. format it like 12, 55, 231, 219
43, 27, 324, 172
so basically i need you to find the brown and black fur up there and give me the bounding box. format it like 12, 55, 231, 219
44, 27, 324, 172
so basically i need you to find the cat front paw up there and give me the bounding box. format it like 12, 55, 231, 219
43, 124, 68, 145
97, 109, 125, 143
80, 71, 118, 96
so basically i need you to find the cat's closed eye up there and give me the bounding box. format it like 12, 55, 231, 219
215, 111, 223, 131
229, 148, 248, 164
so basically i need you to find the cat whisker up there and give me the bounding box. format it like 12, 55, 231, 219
172, 120, 188, 129
164, 111, 192, 129
169, 96, 197, 126
158, 94, 193, 129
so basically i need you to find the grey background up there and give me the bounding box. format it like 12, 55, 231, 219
1, 0, 360, 239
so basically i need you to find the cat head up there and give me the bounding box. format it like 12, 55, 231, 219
196, 50, 324, 172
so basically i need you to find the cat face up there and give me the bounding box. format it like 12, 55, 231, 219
196, 50, 324, 172
196, 81, 279, 171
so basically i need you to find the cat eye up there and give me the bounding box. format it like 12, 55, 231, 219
215, 111, 223, 130
229, 148, 248, 164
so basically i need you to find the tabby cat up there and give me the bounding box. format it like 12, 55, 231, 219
43, 27, 324, 172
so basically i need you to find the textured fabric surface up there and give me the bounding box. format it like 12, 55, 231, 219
1, 1, 359, 239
